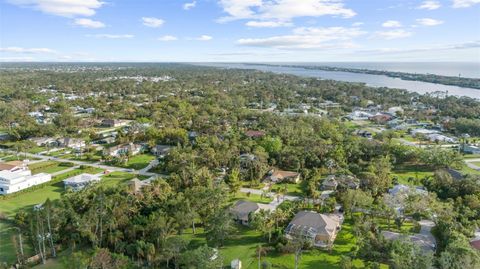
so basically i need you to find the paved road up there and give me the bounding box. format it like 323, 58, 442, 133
465, 158, 480, 171
1, 149, 157, 177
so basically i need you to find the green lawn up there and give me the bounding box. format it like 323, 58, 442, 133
471, 162, 480, 167
100, 171, 138, 188
391, 164, 433, 186
271, 182, 305, 197
108, 154, 155, 170
28, 161, 71, 175
181, 220, 388, 269
232, 192, 273, 204
460, 165, 480, 175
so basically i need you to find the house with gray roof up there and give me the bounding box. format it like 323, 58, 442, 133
230, 200, 260, 225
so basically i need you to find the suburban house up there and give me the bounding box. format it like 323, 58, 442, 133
464, 145, 480, 154
230, 200, 261, 225
104, 143, 143, 157
128, 178, 151, 193
321, 175, 338, 190
285, 211, 343, 248
388, 106, 404, 115
245, 130, 266, 139
101, 119, 128, 128
386, 184, 428, 214
470, 229, 480, 251
0, 132, 10, 141
356, 130, 373, 139
58, 137, 86, 150
346, 110, 373, 121
0, 165, 51, 195
369, 113, 394, 124
267, 169, 301, 183
63, 173, 101, 191
0, 161, 26, 172
151, 144, 172, 158
382, 231, 436, 253
29, 137, 58, 147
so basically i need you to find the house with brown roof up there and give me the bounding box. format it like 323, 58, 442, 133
245, 130, 265, 139
0, 161, 26, 172
128, 178, 151, 193
104, 143, 143, 157
268, 169, 300, 183
285, 211, 343, 248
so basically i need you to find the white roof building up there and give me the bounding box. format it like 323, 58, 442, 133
0, 167, 51, 195
63, 173, 101, 191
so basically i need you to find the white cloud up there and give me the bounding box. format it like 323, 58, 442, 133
196, 35, 213, 41
352, 22, 364, 27
452, 0, 480, 8
245, 20, 293, 27
416, 18, 444, 26
87, 34, 134, 39
158, 35, 178, 41
7, 0, 103, 17
183, 1, 196, 10
375, 29, 412, 40
218, 0, 356, 23
237, 26, 366, 49
73, 18, 105, 28
0, 56, 35, 61
141, 17, 165, 28
382, 20, 402, 28
0, 47, 56, 53
417, 1, 441, 10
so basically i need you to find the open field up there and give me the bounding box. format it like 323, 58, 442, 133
28, 161, 71, 175
107, 154, 155, 170
391, 164, 433, 186
271, 182, 305, 196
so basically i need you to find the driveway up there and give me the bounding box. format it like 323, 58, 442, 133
465, 158, 480, 171
240, 187, 300, 211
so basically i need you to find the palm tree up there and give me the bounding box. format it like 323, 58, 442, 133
256, 245, 268, 269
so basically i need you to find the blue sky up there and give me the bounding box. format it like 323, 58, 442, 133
0, 0, 479, 62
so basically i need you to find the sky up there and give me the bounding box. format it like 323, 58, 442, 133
0, 0, 479, 62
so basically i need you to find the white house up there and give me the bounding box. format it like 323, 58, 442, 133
0, 167, 51, 195
464, 145, 480, 154
63, 173, 101, 191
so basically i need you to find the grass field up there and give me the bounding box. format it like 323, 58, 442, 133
28, 161, 71, 175
391, 164, 433, 186
271, 182, 305, 197
108, 154, 155, 170
471, 162, 480, 166
232, 192, 273, 204
100, 171, 138, 188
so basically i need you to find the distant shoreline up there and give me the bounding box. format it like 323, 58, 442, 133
243, 63, 480, 90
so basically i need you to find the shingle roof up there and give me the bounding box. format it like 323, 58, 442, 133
286, 211, 340, 238
231, 200, 259, 221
